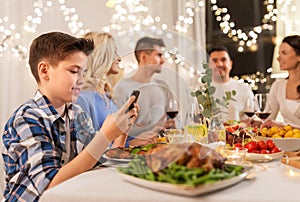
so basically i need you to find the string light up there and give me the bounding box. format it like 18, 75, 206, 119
0, 0, 87, 60
277, 0, 298, 35
58, 0, 88, 36
211, 0, 277, 52
175, 0, 205, 33
102, 0, 161, 35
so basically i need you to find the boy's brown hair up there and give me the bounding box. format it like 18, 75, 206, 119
29, 32, 94, 83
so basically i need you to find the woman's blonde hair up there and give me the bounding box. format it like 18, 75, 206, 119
81, 32, 115, 95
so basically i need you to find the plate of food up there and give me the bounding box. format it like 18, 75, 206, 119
117, 142, 251, 196
259, 125, 300, 151
103, 154, 132, 163
118, 168, 249, 196
245, 151, 284, 162
263, 138, 300, 152
103, 143, 161, 163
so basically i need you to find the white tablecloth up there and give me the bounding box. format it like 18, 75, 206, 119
40, 161, 300, 202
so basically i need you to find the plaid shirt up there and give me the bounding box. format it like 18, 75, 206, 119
2, 91, 95, 201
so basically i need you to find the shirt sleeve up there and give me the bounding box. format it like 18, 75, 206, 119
268, 80, 280, 120
10, 111, 61, 195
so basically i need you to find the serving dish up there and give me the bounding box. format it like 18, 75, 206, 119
117, 169, 249, 196
103, 154, 131, 163
264, 138, 300, 152
245, 151, 284, 162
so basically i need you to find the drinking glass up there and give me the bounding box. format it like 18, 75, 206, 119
243, 97, 256, 119
255, 93, 272, 121
166, 99, 179, 119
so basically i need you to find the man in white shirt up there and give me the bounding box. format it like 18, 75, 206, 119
209, 45, 254, 121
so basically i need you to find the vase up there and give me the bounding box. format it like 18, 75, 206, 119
207, 114, 226, 143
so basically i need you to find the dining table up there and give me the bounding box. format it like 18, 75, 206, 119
40, 158, 300, 202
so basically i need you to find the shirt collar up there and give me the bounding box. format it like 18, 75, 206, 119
33, 90, 65, 124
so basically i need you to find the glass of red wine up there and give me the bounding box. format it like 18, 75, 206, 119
243, 97, 256, 119
255, 93, 271, 122
166, 99, 179, 119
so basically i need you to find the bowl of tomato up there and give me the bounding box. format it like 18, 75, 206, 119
263, 138, 300, 152
234, 140, 284, 162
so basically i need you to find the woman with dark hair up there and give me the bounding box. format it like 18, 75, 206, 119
267, 35, 300, 127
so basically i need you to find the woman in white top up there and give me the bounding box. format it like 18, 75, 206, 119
268, 35, 300, 126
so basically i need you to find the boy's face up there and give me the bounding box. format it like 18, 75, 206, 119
40, 51, 87, 108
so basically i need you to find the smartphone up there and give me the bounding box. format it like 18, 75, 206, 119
128, 90, 140, 111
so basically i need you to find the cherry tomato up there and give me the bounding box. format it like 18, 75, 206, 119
270, 147, 281, 153
226, 127, 235, 133
244, 141, 258, 152
232, 125, 239, 131
249, 150, 260, 154
258, 140, 268, 150
260, 149, 270, 154
266, 139, 276, 149
234, 143, 243, 150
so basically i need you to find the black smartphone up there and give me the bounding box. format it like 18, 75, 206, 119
128, 90, 140, 111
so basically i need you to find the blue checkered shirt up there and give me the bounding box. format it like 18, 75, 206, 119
2, 91, 95, 201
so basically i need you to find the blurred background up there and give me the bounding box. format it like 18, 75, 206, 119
0, 0, 299, 193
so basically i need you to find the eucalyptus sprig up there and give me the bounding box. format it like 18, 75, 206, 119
191, 62, 236, 119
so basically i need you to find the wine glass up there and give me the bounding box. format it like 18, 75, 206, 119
255, 93, 272, 121
165, 99, 179, 119
243, 97, 256, 119
189, 99, 204, 124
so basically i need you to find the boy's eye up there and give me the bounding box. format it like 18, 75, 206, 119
70, 70, 78, 74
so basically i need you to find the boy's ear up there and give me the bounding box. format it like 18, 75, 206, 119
38, 62, 49, 81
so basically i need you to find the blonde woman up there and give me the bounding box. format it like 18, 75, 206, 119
77, 32, 128, 147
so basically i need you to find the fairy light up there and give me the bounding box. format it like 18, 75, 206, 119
277, 0, 298, 35
103, 0, 161, 36
58, 0, 88, 36
211, 0, 277, 52
175, 0, 205, 33
0, 0, 89, 60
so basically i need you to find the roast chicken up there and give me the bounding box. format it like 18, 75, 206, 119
144, 143, 226, 172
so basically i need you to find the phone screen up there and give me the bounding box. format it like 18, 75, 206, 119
128, 90, 140, 111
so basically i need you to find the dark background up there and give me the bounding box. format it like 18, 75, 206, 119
205, 0, 276, 78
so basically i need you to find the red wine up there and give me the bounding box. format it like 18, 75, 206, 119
256, 112, 271, 120
166, 111, 178, 119
244, 111, 255, 118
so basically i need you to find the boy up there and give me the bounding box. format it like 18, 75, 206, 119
1, 32, 138, 201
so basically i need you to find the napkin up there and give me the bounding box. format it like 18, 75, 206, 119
281, 151, 300, 169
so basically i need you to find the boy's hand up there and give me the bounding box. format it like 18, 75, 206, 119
101, 96, 138, 141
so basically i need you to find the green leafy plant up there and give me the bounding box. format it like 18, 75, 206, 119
191, 62, 236, 119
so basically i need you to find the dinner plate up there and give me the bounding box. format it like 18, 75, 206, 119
117, 169, 250, 196
103, 154, 131, 163
245, 151, 284, 162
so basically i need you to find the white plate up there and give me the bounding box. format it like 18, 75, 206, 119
118, 169, 249, 196
245, 151, 284, 162
103, 154, 131, 163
